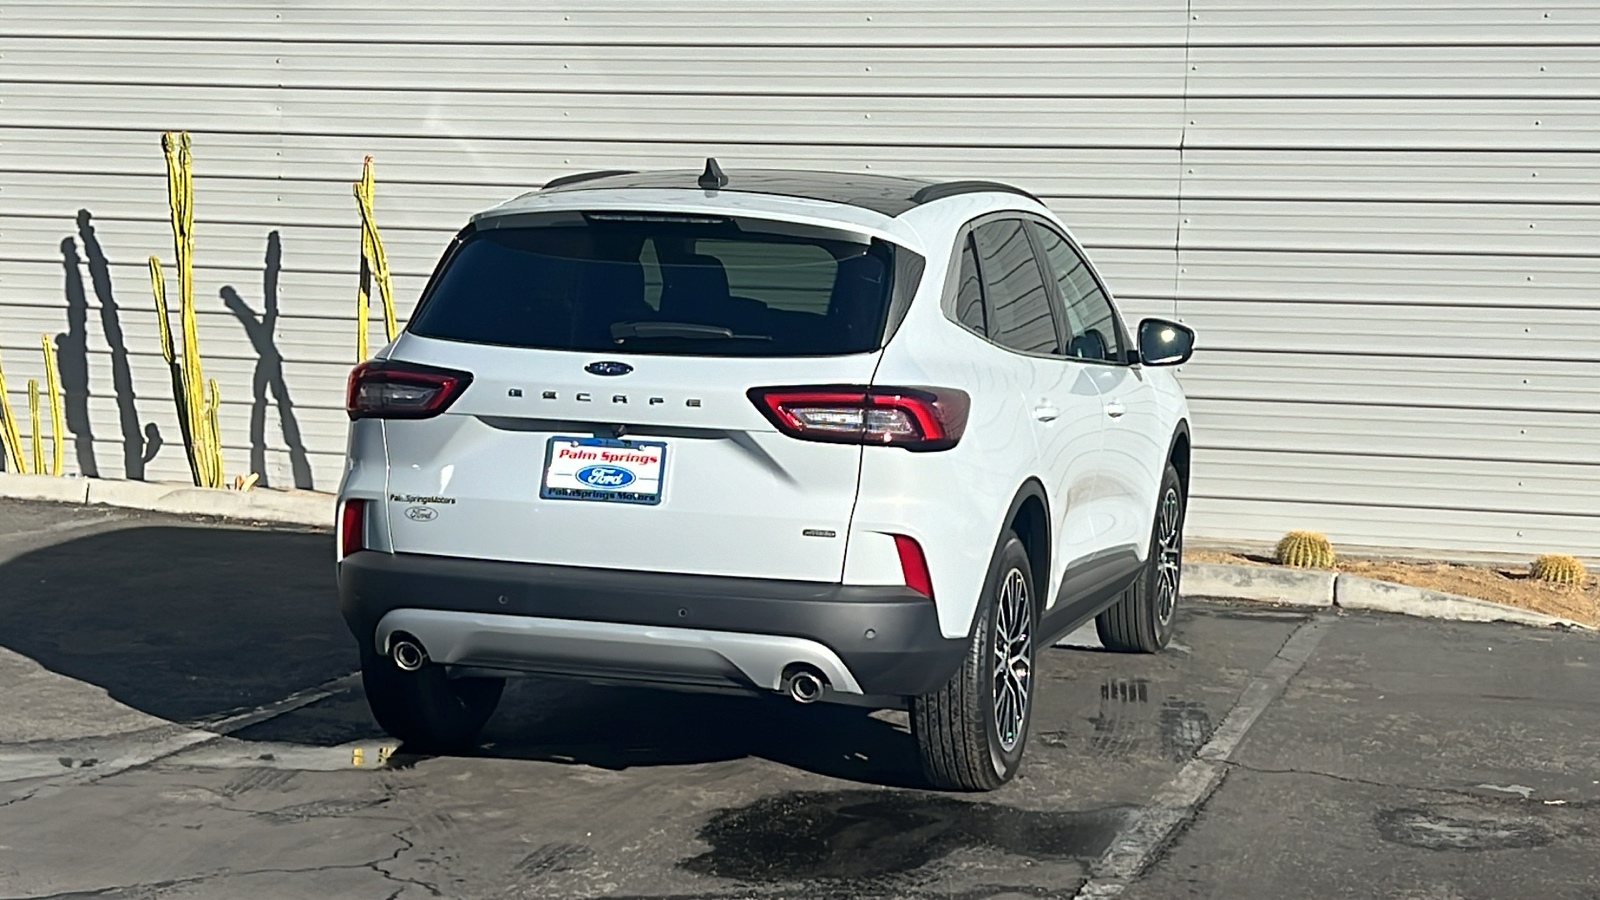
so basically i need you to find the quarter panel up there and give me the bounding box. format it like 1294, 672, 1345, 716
338, 417, 393, 554
860, 315, 1040, 639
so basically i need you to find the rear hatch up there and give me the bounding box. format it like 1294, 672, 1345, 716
375, 208, 910, 582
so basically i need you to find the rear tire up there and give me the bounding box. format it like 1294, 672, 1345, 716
360, 643, 504, 753
912, 532, 1036, 791
1097, 463, 1185, 654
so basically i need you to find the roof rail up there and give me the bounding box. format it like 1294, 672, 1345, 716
910, 180, 1040, 205
542, 169, 637, 190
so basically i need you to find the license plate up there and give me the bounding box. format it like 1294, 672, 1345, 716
541, 436, 666, 505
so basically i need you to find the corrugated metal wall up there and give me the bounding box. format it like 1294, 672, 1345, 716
1, 1, 1596, 555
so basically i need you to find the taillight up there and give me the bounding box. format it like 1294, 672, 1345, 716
346, 359, 473, 420
894, 534, 934, 598
339, 499, 367, 559
747, 385, 970, 451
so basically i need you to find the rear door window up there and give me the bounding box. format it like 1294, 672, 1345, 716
971, 219, 1060, 355
409, 215, 902, 357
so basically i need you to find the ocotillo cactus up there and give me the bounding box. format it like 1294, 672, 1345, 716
41, 334, 63, 476
1275, 530, 1336, 569
152, 132, 225, 487
354, 156, 397, 360
0, 345, 24, 471
1530, 553, 1586, 585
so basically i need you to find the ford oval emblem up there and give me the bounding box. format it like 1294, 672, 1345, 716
575, 465, 636, 489
404, 506, 438, 521
585, 361, 633, 377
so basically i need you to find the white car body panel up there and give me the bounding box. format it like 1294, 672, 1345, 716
339, 173, 1191, 677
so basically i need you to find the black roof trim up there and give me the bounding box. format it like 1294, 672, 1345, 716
542, 169, 637, 190
910, 180, 1040, 205
534, 167, 1039, 216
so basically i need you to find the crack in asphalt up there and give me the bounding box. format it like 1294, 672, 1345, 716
372, 825, 445, 898
0, 792, 446, 900
1, 858, 396, 900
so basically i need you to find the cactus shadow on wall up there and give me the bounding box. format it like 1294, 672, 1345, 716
59, 210, 158, 479
221, 231, 313, 490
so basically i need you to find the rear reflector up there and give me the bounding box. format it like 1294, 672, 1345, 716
747, 385, 970, 451
347, 359, 473, 420
339, 499, 367, 559
893, 534, 935, 599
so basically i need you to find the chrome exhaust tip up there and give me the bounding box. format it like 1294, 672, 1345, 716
391, 636, 426, 672
782, 668, 825, 704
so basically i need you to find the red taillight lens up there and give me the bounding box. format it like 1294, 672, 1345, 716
894, 534, 934, 598
339, 499, 367, 559
747, 385, 970, 450
346, 359, 473, 420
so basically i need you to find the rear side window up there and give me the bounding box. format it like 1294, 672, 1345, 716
971, 219, 1059, 355
409, 216, 901, 357
954, 233, 986, 335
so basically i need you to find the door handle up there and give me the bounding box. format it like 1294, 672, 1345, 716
1033, 406, 1061, 422
1104, 401, 1126, 419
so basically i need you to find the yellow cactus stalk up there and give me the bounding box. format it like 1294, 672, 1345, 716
204, 378, 222, 488
41, 334, 63, 476
156, 131, 225, 488
355, 243, 370, 361
0, 345, 24, 472
148, 257, 176, 365
1276, 530, 1336, 569
354, 156, 396, 360
1530, 553, 1586, 585
26, 379, 40, 475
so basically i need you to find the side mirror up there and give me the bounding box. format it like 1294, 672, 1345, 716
1138, 318, 1195, 366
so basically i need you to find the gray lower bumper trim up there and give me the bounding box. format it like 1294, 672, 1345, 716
374, 608, 864, 694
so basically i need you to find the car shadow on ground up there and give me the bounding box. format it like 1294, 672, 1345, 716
0, 524, 354, 723
239, 674, 931, 789
1, 522, 927, 786
477, 679, 929, 788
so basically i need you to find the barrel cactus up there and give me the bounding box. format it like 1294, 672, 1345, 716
1530, 553, 1586, 585
1275, 531, 1336, 569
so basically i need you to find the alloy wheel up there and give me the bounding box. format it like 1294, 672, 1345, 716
992, 567, 1033, 753
1155, 487, 1183, 624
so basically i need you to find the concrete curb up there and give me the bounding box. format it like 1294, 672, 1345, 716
1182, 562, 1335, 607
0, 472, 332, 529
1333, 573, 1583, 630
1182, 559, 1589, 631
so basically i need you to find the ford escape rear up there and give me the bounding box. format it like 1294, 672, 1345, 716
337, 162, 1195, 791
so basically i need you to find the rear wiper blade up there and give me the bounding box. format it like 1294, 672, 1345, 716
610, 321, 770, 341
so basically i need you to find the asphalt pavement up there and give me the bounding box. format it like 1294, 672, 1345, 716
0, 497, 1595, 899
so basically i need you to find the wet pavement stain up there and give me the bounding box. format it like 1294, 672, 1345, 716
1102, 678, 1150, 704
680, 789, 1130, 883
1376, 808, 1554, 852
1157, 700, 1213, 761
1089, 677, 1151, 758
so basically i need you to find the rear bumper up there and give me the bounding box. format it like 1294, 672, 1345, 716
338, 551, 967, 696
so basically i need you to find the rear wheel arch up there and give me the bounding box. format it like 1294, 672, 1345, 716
1166, 420, 1191, 501
1002, 479, 1050, 618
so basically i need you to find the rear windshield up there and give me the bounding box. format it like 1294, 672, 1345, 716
408, 214, 901, 356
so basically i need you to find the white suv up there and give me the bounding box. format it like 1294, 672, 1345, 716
337, 162, 1194, 791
